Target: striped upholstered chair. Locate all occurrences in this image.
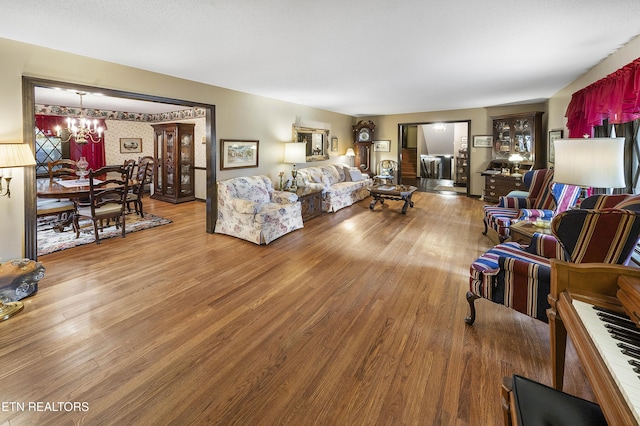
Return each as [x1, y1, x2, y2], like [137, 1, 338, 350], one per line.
[482, 169, 581, 242]
[466, 203, 640, 325]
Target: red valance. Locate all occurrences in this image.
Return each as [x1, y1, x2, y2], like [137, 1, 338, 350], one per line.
[35, 114, 107, 170]
[565, 57, 640, 138]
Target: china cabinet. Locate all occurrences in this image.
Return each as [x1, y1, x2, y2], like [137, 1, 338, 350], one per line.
[151, 123, 195, 203]
[491, 112, 544, 169]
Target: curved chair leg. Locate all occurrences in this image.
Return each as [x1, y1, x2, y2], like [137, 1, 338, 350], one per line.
[482, 218, 488, 235]
[464, 291, 480, 325]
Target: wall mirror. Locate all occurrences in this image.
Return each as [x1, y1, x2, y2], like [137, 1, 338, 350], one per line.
[293, 125, 330, 162]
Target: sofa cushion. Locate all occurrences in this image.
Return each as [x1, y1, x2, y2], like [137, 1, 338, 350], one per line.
[330, 164, 346, 182]
[349, 169, 365, 182]
[321, 165, 342, 185]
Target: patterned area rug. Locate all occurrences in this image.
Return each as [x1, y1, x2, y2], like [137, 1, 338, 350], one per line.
[37, 212, 172, 256]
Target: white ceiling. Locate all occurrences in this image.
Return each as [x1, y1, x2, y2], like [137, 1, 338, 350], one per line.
[5, 0, 640, 116]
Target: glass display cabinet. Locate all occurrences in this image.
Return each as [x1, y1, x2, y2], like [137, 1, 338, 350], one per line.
[151, 122, 195, 203]
[491, 112, 544, 169]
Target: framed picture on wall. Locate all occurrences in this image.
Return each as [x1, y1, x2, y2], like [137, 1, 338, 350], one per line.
[548, 129, 563, 164]
[373, 140, 391, 152]
[331, 137, 338, 152]
[220, 139, 259, 169]
[473, 135, 493, 148]
[120, 138, 142, 153]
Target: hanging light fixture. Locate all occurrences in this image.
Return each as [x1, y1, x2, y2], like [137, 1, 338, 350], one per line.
[55, 92, 104, 145]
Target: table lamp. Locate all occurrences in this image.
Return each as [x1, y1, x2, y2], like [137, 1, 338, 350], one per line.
[553, 137, 626, 196]
[346, 148, 356, 167]
[284, 142, 306, 191]
[508, 153, 524, 177]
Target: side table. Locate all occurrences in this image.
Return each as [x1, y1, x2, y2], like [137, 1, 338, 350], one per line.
[296, 187, 323, 221]
[510, 220, 552, 245]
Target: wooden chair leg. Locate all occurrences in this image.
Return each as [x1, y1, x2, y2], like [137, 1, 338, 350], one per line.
[483, 218, 488, 235]
[92, 220, 101, 245]
[501, 377, 514, 426]
[464, 291, 480, 325]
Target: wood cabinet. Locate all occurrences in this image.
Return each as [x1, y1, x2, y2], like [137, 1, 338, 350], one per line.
[454, 149, 468, 186]
[491, 111, 544, 169]
[151, 123, 195, 204]
[482, 172, 526, 204]
[296, 187, 323, 221]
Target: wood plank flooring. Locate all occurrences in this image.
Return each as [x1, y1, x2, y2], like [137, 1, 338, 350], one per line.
[0, 193, 593, 425]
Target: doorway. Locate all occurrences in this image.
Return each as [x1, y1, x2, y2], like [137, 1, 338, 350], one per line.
[398, 121, 470, 195]
[22, 76, 217, 260]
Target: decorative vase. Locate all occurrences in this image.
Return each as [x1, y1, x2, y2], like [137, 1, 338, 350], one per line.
[76, 156, 89, 180]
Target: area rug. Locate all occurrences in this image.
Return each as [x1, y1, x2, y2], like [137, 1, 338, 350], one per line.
[434, 185, 466, 194]
[37, 212, 172, 256]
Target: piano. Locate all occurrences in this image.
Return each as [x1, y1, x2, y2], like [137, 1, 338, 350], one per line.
[548, 259, 640, 425]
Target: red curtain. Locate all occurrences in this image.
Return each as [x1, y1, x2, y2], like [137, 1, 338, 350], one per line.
[35, 115, 107, 170]
[566, 58, 640, 137]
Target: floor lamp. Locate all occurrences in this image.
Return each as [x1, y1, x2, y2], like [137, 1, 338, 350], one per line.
[553, 137, 626, 198]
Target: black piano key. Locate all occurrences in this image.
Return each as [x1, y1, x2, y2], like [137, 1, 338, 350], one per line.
[629, 359, 640, 368]
[605, 323, 640, 340]
[598, 311, 638, 329]
[618, 343, 640, 359]
[593, 305, 631, 320]
[611, 332, 640, 348]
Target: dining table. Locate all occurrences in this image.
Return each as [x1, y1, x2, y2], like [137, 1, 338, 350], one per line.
[36, 175, 136, 232]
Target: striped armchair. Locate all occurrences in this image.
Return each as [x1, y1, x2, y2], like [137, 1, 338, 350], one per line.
[483, 169, 581, 242]
[466, 205, 640, 325]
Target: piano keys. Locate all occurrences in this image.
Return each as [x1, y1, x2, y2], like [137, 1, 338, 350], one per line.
[548, 260, 640, 426]
[572, 299, 640, 423]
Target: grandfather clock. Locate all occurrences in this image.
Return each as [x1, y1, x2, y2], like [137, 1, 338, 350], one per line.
[352, 120, 375, 175]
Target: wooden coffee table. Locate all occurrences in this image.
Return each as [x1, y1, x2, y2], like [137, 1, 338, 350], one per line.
[369, 185, 417, 214]
[510, 219, 552, 245]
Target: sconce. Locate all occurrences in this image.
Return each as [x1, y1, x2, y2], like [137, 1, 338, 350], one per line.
[0, 143, 37, 198]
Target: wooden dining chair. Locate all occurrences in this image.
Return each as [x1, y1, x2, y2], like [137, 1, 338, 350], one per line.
[73, 164, 131, 244]
[126, 156, 154, 217]
[47, 158, 77, 180]
[38, 159, 79, 228]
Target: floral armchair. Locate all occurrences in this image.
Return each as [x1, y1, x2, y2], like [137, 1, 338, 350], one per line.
[215, 175, 303, 245]
[466, 196, 640, 325]
[483, 168, 581, 242]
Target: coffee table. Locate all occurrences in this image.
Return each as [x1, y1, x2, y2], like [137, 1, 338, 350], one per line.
[510, 219, 552, 245]
[369, 184, 417, 214]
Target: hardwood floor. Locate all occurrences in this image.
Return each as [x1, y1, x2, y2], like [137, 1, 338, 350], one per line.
[1, 194, 592, 425]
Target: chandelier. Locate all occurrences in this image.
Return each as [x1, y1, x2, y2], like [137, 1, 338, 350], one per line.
[55, 92, 104, 145]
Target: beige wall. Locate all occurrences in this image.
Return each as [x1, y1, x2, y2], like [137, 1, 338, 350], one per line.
[3, 34, 640, 260]
[0, 38, 354, 260]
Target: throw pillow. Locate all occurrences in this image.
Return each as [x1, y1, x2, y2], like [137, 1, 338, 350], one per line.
[349, 169, 365, 182]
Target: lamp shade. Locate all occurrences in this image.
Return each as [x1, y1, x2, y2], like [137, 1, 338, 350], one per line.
[284, 142, 306, 164]
[0, 143, 36, 168]
[346, 148, 355, 157]
[553, 138, 625, 188]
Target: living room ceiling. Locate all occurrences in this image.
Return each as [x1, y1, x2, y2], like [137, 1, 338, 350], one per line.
[5, 0, 640, 116]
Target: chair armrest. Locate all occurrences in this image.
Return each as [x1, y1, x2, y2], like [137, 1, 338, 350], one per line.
[498, 255, 552, 282]
[517, 209, 554, 221]
[497, 196, 531, 209]
[271, 190, 298, 204]
[304, 182, 325, 192]
[523, 233, 567, 260]
[229, 198, 259, 214]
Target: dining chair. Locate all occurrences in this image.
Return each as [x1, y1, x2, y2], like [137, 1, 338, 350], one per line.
[126, 157, 154, 217]
[38, 159, 79, 227]
[47, 158, 77, 180]
[73, 164, 131, 244]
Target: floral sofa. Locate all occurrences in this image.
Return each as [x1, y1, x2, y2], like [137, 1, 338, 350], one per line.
[215, 175, 303, 245]
[296, 164, 373, 212]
